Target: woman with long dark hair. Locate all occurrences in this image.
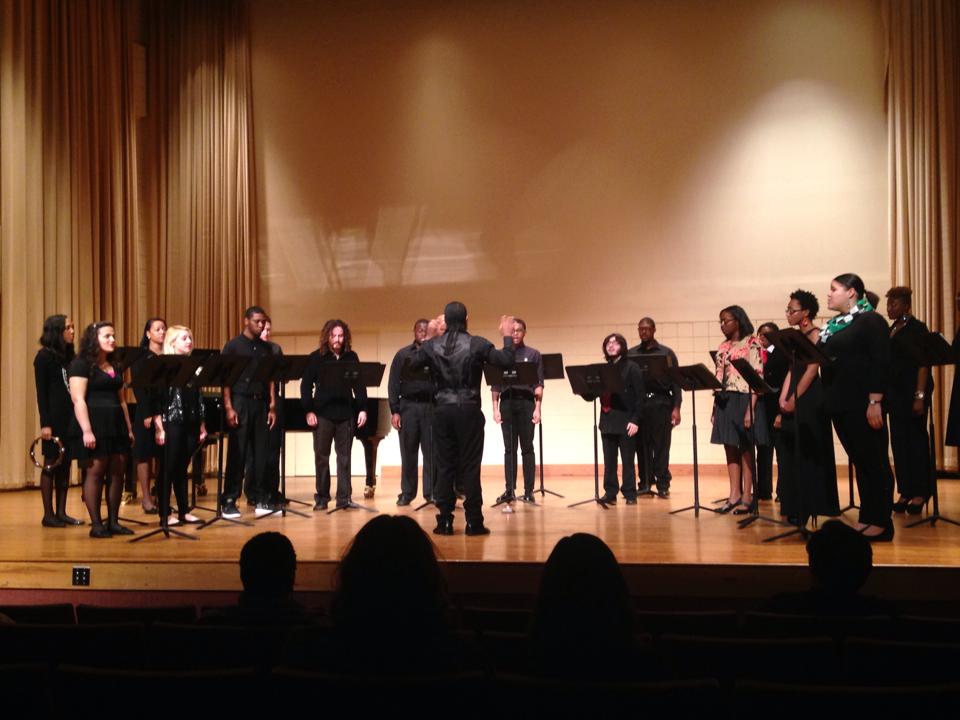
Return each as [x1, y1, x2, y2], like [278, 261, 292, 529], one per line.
[130, 317, 166, 513]
[819, 273, 894, 541]
[596, 333, 644, 504]
[153, 325, 206, 526]
[68, 322, 136, 538]
[33, 314, 83, 527]
[711, 305, 769, 514]
[776, 290, 839, 525]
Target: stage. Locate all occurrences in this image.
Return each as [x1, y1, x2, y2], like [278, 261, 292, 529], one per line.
[2, 470, 959, 613]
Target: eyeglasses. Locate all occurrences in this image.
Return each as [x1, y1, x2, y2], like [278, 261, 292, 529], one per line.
[785, 307, 802, 315]
[719, 318, 736, 325]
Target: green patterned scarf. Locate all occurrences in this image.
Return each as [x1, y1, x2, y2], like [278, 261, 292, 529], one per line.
[820, 297, 873, 343]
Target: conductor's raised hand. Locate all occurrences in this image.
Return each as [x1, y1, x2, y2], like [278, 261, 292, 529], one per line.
[499, 315, 516, 337]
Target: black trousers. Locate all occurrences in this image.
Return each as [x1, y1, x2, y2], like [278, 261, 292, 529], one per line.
[399, 402, 434, 500]
[602, 432, 637, 500]
[247, 406, 282, 502]
[161, 422, 198, 518]
[888, 406, 932, 499]
[434, 404, 484, 524]
[636, 399, 674, 492]
[831, 409, 894, 526]
[500, 396, 536, 495]
[224, 394, 269, 504]
[313, 416, 353, 505]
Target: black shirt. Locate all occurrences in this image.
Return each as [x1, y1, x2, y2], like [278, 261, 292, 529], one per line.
[598, 358, 645, 434]
[300, 349, 368, 422]
[388, 342, 435, 414]
[34, 348, 73, 431]
[409, 332, 515, 405]
[628, 340, 682, 408]
[819, 311, 891, 413]
[222, 333, 270, 396]
[888, 316, 934, 413]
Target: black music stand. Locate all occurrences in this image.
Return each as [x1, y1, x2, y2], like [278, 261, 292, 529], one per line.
[729, 357, 788, 531]
[196, 354, 255, 530]
[667, 364, 723, 518]
[565, 363, 623, 510]
[900, 332, 960, 529]
[251, 354, 312, 520]
[537, 353, 566, 499]
[628, 353, 671, 498]
[310, 361, 386, 515]
[183, 348, 220, 516]
[111, 346, 153, 526]
[484, 362, 542, 507]
[129, 354, 205, 542]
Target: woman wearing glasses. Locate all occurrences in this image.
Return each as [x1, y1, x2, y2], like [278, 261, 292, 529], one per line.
[712, 306, 769, 514]
[775, 290, 839, 526]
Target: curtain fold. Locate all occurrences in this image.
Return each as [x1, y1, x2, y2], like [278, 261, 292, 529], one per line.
[142, 0, 258, 350]
[0, 0, 258, 489]
[1, 0, 140, 489]
[885, 0, 960, 470]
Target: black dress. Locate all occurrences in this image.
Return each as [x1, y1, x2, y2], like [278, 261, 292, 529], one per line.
[945, 329, 960, 447]
[776, 368, 840, 521]
[67, 358, 131, 460]
[34, 348, 74, 462]
[131, 350, 161, 461]
[887, 316, 934, 499]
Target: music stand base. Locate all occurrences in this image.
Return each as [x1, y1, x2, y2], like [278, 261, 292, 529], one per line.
[905, 513, 960, 529]
[567, 496, 609, 509]
[327, 501, 377, 515]
[197, 514, 254, 530]
[129, 525, 199, 543]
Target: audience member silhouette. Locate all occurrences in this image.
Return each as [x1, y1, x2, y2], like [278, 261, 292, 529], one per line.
[764, 520, 895, 616]
[329, 514, 469, 672]
[530, 533, 642, 679]
[202, 531, 314, 625]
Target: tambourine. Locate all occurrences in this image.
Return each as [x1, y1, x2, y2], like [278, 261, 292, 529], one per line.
[30, 435, 65, 471]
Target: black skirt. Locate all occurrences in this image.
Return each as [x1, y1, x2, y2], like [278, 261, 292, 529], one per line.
[710, 391, 770, 448]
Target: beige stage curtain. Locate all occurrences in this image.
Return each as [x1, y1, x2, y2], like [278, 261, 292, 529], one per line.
[0, 0, 141, 489]
[885, 0, 960, 470]
[0, 0, 258, 489]
[141, 0, 259, 350]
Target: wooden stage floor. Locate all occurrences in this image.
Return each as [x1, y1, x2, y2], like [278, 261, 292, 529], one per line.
[2, 471, 959, 607]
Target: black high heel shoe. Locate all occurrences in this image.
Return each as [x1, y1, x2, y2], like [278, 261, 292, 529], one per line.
[892, 497, 909, 513]
[905, 498, 928, 516]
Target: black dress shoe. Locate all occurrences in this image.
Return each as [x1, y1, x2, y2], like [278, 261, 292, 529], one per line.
[656, 489, 671, 499]
[600, 495, 617, 505]
[518, 493, 536, 504]
[314, 500, 329, 511]
[42, 516, 67, 528]
[637, 483, 652, 494]
[465, 521, 490, 536]
[496, 491, 516, 504]
[57, 514, 85, 526]
[625, 497, 638, 505]
[433, 514, 454, 536]
[89, 524, 112, 539]
[892, 497, 909, 513]
[396, 496, 413, 506]
[108, 523, 134, 536]
[859, 523, 894, 542]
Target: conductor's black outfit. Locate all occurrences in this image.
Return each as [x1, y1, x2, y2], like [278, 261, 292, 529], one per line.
[819, 311, 894, 527]
[887, 316, 934, 500]
[408, 331, 515, 526]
